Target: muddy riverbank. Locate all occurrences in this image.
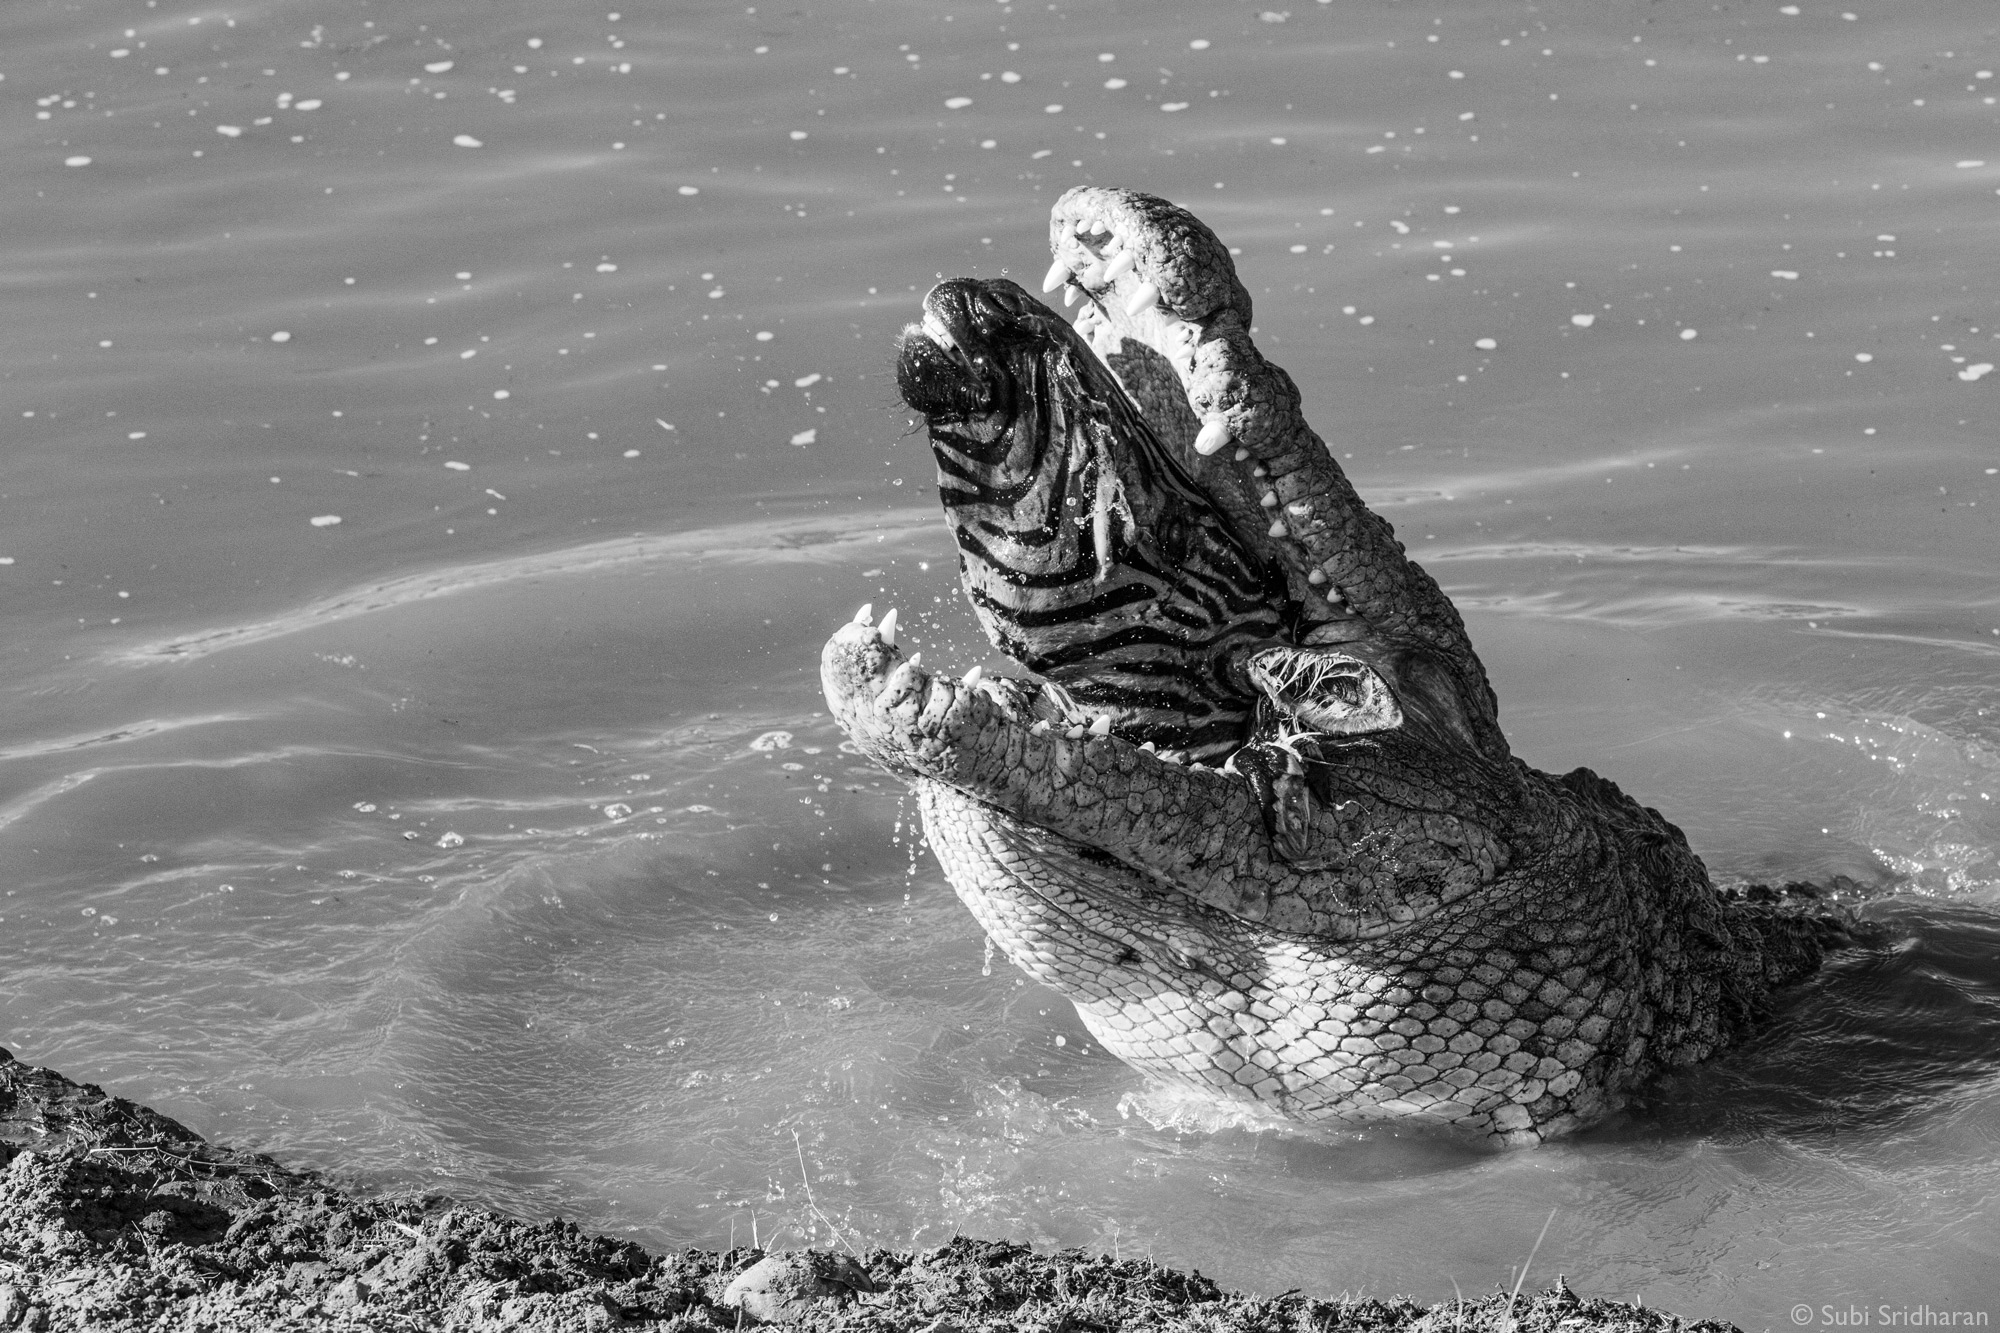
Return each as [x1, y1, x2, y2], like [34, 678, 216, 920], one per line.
[0, 1048, 1736, 1332]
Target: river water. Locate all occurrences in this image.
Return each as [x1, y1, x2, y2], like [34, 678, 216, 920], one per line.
[3, 0, 1997, 1323]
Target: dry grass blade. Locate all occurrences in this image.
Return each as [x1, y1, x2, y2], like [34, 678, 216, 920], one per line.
[793, 1128, 860, 1257]
[1501, 1208, 1558, 1332]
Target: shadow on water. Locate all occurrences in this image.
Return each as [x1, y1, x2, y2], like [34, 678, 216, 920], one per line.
[1613, 901, 2000, 1147]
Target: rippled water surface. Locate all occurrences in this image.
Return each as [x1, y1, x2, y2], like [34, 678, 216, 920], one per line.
[4, 0, 1999, 1324]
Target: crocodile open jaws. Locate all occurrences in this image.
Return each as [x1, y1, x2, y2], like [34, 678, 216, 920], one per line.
[821, 187, 1851, 1146]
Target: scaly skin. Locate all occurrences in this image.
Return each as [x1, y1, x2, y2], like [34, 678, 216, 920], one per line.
[824, 189, 1850, 1145]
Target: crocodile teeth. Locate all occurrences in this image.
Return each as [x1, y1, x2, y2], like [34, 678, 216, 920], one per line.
[1041, 258, 1070, 293]
[853, 602, 874, 626]
[874, 657, 927, 708]
[1088, 714, 1112, 736]
[1267, 519, 1288, 537]
[1065, 724, 1086, 740]
[961, 664, 984, 686]
[1102, 250, 1136, 283]
[1081, 261, 1106, 287]
[1123, 281, 1161, 316]
[1031, 719, 1051, 735]
[1193, 417, 1231, 456]
[1139, 740, 1158, 753]
[1259, 491, 1280, 509]
[1233, 448, 1250, 462]
[1306, 569, 1328, 586]
[906, 652, 922, 668]
[1063, 284, 1082, 308]
[878, 607, 899, 648]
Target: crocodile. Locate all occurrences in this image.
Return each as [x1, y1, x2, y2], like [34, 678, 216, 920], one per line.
[821, 187, 1851, 1146]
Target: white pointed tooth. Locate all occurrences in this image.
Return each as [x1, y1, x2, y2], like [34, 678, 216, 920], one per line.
[1063, 284, 1082, 308]
[1089, 714, 1112, 736]
[1267, 519, 1288, 538]
[1159, 750, 1184, 766]
[1193, 417, 1231, 456]
[906, 652, 921, 669]
[1260, 491, 1279, 509]
[853, 602, 874, 626]
[1065, 724, 1086, 740]
[1031, 719, 1051, 735]
[1081, 262, 1106, 287]
[1286, 750, 1305, 775]
[1307, 569, 1328, 586]
[962, 664, 985, 686]
[1123, 281, 1161, 316]
[1233, 447, 1250, 462]
[1251, 465, 1267, 478]
[1041, 258, 1070, 293]
[1102, 250, 1136, 283]
[878, 607, 899, 647]
[1140, 740, 1158, 753]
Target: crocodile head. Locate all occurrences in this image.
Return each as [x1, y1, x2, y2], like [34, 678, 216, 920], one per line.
[822, 188, 1834, 1145]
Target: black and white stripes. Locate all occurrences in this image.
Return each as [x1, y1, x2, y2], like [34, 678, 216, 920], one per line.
[901, 279, 1283, 761]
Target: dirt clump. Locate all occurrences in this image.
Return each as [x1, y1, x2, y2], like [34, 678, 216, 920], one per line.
[0, 1048, 1736, 1331]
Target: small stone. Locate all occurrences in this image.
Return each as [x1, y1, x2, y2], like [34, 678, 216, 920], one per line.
[722, 1251, 878, 1324]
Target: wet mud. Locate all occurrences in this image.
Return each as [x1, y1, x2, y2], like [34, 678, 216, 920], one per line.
[0, 1048, 1739, 1332]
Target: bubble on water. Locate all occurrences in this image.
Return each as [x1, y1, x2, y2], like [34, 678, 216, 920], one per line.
[353, 802, 377, 812]
[454, 134, 483, 148]
[1475, 337, 1497, 350]
[436, 831, 464, 848]
[1680, 328, 1699, 340]
[1854, 352, 1872, 362]
[794, 373, 822, 388]
[1571, 314, 1596, 328]
[446, 460, 471, 470]
[309, 515, 342, 527]
[216, 125, 243, 137]
[603, 804, 632, 821]
[64, 155, 91, 166]
[493, 389, 510, 399]
[1772, 269, 1799, 279]
[1956, 160, 1986, 169]
[679, 185, 699, 195]
[790, 429, 817, 446]
[425, 61, 455, 73]
[623, 449, 640, 458]
[750, 730, 794, 751]
[945, 96, 972, 109]
[1189, 39, 1210, 50]
[296, 99, 322, 110]
[755, 331, 773, 341]
[1959, 364, 1995, 381]
[596, 262, 617, 272]
[270, 331, 291, 342]
[789, 130, 808, 140]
